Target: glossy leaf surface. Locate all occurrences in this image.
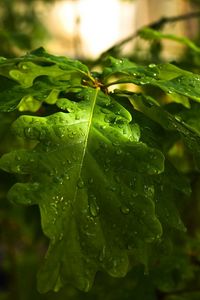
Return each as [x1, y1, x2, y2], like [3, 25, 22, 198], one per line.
[0, 87, 165, 292]
[0, 50, 199, 296]
[103, 56, 200, 105]
[0, 48, 90, 112]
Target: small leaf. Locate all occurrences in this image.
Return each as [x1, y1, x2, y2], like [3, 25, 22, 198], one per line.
[130, 93, 200, 170]
[103, 57, 200, 105]
[139, 27, 200, 53]
[0, 48, 91, 112]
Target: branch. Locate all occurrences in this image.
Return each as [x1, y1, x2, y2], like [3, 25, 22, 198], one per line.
[97, 11, 200, 61]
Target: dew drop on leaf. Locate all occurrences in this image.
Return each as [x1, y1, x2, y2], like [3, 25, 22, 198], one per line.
[59, 233, 64, 241]
[99, 246, 106, 262]
[53, 176, 63, 184]
[68, 130, 77, 138]
[144, 185, 154, 198]
[24, 127, 32, 137]
[89, 197, 99, 217]
[88, 178, 94, 184]
[16, 165, 21, 172]
[116, 148, 122, 155]
[120, 206, 130, 215]
[104, 116, 111, 123]
[16, 155, 21, 161]
[175, 116, 182, 122]
[109, 186, 116, 192]
[19, 63, 29, 70]
[64, 173, 70, 180]
[77, 178, 84, 188]
[148, 63, 156, 68]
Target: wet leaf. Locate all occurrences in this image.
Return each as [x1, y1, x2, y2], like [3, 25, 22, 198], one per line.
[0, 87, 164, 292]
[0, 51, 198, 296]
[103, 57, 200, 106]
[139, 27, 200, 53]
[0, 48, 90, 112]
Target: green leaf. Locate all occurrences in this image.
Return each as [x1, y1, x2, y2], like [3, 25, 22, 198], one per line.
[130, 93, 200, 170]
[111, 94, 190, 232]
[178, 103, 200, 135]
[139, 27, 200, 53]
[0, 87, 164, 292]
[0, 48, 91, 112]
[103, 57, 200, 106]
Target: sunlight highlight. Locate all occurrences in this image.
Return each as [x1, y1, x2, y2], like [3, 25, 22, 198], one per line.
[43, 0, 136, 58]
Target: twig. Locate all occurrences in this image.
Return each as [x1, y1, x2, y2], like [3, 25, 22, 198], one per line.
[97, 11, 200, 61]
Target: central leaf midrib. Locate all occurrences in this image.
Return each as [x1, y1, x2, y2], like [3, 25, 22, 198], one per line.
[72, 87, 99, 205]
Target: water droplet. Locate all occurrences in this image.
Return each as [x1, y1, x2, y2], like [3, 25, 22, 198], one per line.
[116, 149, 122, 155]
[75, 114, 80, 120]
[144, 185, 154, 198]
[148, 63, 156, 68]
[104, 115, 111, 123]
[88, 178, 94, 184]
[129, 178, 136, 188]
[99, 246, 106, 262]
[68, 130, 77, 138]
[89, 196, 99, 217]
[83, 279, 90, 292]
[64, 173, 70, 180]
[140, 81, 147, 85]
[175, 115, 182, 122]
[16, 155, 21, 161]
[77, 178, 84, 188]
[23, 64, 29, 70]
[120, 206, 130, 215]
[112, 141, 120, 147]
[101, 108, 110, 114]
[16, 165, 21, 172]
[59, 233, 64, 241]
[54, 176, 63, 184]
[110, 186, 116, 192]
[57, 129, 65, 138]
[24, 127, 31, 137]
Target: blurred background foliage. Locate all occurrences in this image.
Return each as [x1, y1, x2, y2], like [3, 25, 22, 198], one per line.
[0, 0, 56, 58]
[1, 0, 200, 299]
